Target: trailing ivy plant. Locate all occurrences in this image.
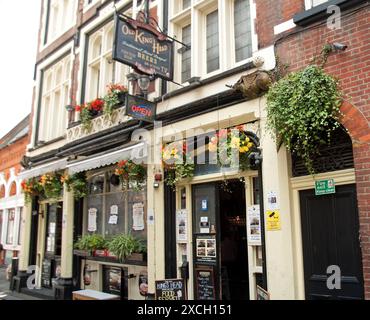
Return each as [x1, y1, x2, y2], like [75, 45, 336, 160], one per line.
[63, 172, 88, 200]
[266, 64, 342, 174]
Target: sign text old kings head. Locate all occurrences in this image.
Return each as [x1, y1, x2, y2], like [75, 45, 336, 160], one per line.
[113, 13, 174, 81]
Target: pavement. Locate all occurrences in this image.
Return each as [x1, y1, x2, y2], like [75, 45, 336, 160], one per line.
[0, 266, 41, 300]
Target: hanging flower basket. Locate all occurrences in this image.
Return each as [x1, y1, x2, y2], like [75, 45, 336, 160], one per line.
[114, 160, 146, 190]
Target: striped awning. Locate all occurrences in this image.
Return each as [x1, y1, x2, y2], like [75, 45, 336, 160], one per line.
[67, 142, 146, 174]
[18, 158, 68, 180]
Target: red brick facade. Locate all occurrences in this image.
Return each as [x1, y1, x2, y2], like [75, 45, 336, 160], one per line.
[262, 1, 370, 298]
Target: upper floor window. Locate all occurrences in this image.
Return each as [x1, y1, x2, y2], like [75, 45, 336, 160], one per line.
[304, 0, 328, 9]
[85, 22, 130, 101]
[170, 0, 254, 85]
[45, 0, 77, 44]
[38, 55, 71, 142]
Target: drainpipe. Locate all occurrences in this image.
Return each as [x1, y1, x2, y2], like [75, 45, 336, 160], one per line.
[145, 0, 150, 23]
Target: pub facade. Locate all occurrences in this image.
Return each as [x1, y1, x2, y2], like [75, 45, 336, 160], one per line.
[15, 0, 370, 301]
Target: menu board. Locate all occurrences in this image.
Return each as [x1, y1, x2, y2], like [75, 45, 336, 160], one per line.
[155, 279, 185, 300]
[195, 267, 216, 300]
[41, 259, 52, 288]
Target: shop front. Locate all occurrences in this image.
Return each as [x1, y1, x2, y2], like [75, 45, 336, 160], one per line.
[160, 119, 266, 300]
[67, 144, 149, 300]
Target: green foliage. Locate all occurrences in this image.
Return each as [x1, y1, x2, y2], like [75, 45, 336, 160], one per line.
[64, 172, 88, 199]
[266, 65, 342, 174]
[74, 234, 107, 251]
[165, 162, 195, 189]
[107, 234, 146, 262]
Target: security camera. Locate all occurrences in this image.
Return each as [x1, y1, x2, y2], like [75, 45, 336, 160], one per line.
[332, 43, 348, 51]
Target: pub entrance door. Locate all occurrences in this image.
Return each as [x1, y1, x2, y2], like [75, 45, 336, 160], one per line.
[192, 180, 249, 300]
[300, 184, 364, 300]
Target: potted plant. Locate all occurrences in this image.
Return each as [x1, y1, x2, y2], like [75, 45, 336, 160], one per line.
[75, 98, 105, 131]
[40, 173, 63, 200]
[21, 178, 44, 203]
[114, 160, 146, 190]
[107, 234, 147, 263]
[74, 234, 107, 257]
[104, 83, 128, 117]
[162, 141, 195, 188]
[62, 172, 88, 200]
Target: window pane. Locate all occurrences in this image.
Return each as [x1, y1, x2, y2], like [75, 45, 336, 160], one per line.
[234, 0, 252, 62]
[6, 209, 15, 245]
[206, 10, 219, 73]
[181, 25, 191, 83]
[183, 0, 191, 10]
[18, 208, 23, 245]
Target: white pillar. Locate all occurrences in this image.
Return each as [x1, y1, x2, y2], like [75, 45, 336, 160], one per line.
[60, 184, 74, 278]
[19, 201, 32, 271]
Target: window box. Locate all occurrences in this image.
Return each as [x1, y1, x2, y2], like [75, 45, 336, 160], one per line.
[126, 252, 147, 263]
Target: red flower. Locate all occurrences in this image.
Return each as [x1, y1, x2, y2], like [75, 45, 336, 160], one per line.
[118, 160, 128, 168]
[75, 105, 81, 112]
[89, 99, 104, 111]
[21, 181, 26, 190]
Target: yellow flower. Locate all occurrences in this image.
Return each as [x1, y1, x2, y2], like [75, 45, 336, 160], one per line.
[230, 137, 240, 149]
[247, 142, 253, 148]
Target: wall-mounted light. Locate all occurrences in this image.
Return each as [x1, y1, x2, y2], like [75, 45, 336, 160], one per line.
[331, 42, 348, 51]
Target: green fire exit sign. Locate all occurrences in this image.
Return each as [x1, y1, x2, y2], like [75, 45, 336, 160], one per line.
[315, 179, 336, 196]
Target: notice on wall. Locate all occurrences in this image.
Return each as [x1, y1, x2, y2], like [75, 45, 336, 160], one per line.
[108, 215, 118, 225]
[247, 205, 261, 246]
[200, 216, 210, 234]
[266, 210, 281, 231]
[133, 203, 145, 231]
[267, 191, 278, 211]
[110, 205, 119, 215]
[196, 236, 217, 265]
[88, 208, 98, 232]
[177, 210, 188, 242]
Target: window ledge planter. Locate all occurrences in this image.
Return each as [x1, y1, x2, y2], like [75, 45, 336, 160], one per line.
[93, 249, 107, 258]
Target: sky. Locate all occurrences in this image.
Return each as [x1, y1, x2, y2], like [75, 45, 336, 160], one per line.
[0, 0, 40, 138]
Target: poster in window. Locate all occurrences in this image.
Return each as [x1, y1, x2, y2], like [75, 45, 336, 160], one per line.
[247, 205, 261, 246]
[88, 208, 97, 232]
[176, 210, 187, 242]
[132, 203, 145, 231]
[108, 215, 118, 225]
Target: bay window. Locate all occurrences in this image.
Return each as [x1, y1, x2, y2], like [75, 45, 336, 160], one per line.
[38, 55, 70, 143]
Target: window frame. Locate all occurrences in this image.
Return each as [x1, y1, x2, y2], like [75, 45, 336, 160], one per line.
[169, 0, 257, 87]
[82, 167, 148, 241]
[304, 0, 329, 10]
[38, 53, 72, 143]
[41, 0, 79, 49]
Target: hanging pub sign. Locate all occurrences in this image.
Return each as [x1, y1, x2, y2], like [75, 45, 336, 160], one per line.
[113, 13, 174, 81]
[125, 94, 156, 122]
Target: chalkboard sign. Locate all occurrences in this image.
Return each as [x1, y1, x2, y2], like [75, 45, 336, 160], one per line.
[41, 259, 52, 288]
[113, 14, 174, 81]
[155, 279, 185, 300]
[125, 94, 156, 123]
[195, 267, 216, 300]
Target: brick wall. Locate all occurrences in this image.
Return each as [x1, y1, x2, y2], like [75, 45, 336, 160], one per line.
[274, 5, 370, 299]
[0, 135, 29, 178]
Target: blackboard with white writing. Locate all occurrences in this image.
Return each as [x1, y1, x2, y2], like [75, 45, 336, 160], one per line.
[195, 267, 216, 300]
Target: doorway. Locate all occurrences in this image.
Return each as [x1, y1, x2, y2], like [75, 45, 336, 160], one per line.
[219, 180, 249, 300]
[300, 184, 364, 300]
[192, 180, 249, 300]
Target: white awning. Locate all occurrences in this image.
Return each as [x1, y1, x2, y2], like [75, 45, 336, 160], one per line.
[67, 142, 146, 174]
[18, 158, 68, 180]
